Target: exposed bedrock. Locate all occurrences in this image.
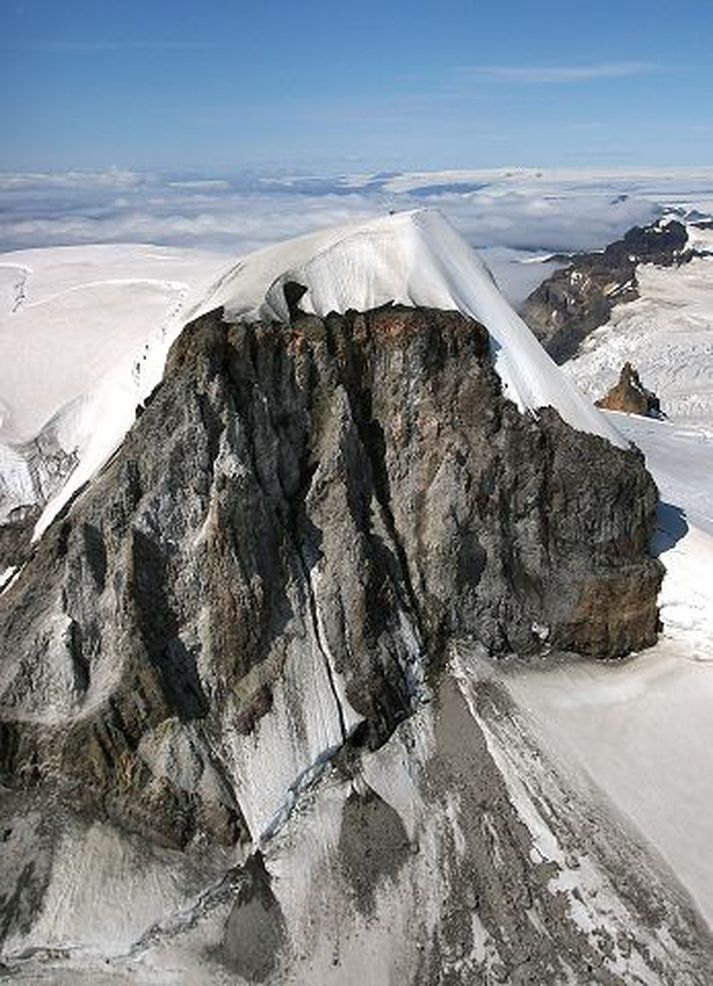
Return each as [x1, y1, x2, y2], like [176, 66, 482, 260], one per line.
[0, 429, 79, 569]
[0, 504, 40, 572]
[596, 362, 664, 418]
[521, 219, 689, 362]
[0, 304, 661, 860]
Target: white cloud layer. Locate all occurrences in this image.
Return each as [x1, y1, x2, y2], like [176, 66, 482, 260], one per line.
[457, 62, 660, 83]
[1, 167, 712, 266]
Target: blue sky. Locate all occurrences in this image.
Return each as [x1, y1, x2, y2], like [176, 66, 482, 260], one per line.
[1, 0, 711, 172]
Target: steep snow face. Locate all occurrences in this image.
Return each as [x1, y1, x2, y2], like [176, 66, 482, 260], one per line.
[199, 209, 623, 447]
[0, 278, 183, 444]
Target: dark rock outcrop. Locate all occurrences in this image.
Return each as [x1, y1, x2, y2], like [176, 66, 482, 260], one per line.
[0, 431, 78, 570]
[0, 504, 40, 572]
[596, 362, 664, 418]
[0, 304, 662, 857]
[521, 219, 689, 362]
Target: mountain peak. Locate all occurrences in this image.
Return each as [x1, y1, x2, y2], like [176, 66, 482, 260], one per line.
[198, 208, 623, 447]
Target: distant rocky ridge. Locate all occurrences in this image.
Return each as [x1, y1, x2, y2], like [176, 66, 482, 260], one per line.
[521, 219, 695, 362]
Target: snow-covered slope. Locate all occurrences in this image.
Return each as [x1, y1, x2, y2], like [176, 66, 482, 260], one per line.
[0, 244, 227, 538]
[531, 217, 713, 924]
[565, 247, 713, 431]
[518, 218, 713, 927]
[198, 209, 622, 445]
[505, 414, 713, 925]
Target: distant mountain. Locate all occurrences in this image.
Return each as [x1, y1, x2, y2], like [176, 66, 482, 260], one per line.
[520, 219, 696, 362]
[546, 219, 713, 430]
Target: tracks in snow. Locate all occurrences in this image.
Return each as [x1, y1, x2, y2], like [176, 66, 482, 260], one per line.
[0, 263, 32, 314]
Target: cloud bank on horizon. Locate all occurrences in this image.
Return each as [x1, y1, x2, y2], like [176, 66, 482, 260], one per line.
[2, 167, 713, 261]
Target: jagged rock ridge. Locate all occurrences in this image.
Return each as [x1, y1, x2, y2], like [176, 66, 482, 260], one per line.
[0, 303, 690, 984]
[596, 362, 664, 418]
[521, 219, 692, 362]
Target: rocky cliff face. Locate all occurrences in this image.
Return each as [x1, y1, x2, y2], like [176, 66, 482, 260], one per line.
[0, 304, 696, 984]
[521, 220, 690, 362]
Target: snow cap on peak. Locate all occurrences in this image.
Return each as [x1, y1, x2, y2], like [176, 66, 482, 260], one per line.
[198, 208, 624, 446]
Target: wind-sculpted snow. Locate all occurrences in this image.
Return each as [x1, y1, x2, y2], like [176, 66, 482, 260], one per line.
[198, 209, 624, 446]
